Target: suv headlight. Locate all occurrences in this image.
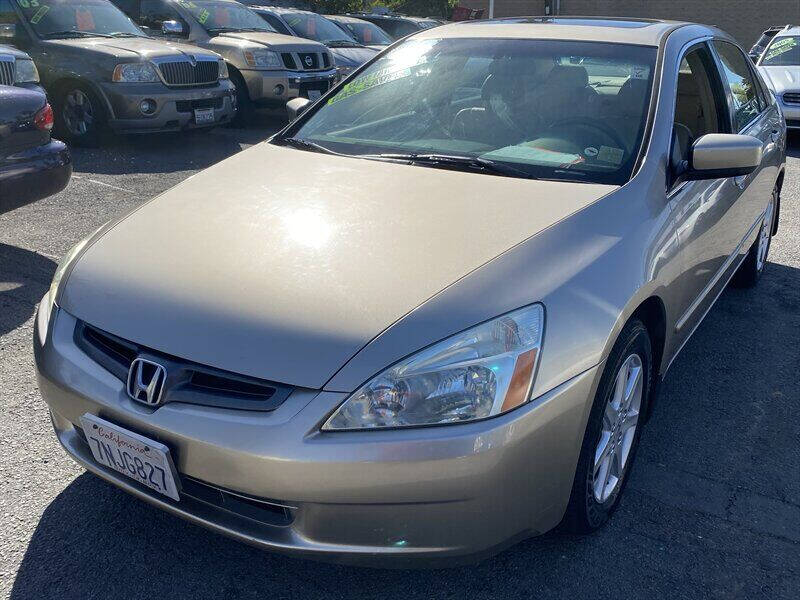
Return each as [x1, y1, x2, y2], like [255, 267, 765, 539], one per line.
[243, 48, 282, 69]
[323, 304, 545, 430]
[14, 59, 39, 84]
[112, 62, 159, 83]
[218, 59, 229, 79]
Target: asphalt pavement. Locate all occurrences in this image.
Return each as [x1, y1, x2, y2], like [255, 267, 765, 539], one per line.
[1, 123, 798, 599]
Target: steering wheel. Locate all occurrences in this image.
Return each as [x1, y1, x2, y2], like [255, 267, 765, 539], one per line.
[546, 117, 628, 157]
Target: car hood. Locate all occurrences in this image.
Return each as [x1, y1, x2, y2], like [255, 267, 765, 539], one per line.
[0, 43, 31, 60]
[61, 144, 615, 389]
[41, 36, 217, 60]
[329, 45, 377, 67]
[217, 31, 326, 53]
[758, 65, 799, 94]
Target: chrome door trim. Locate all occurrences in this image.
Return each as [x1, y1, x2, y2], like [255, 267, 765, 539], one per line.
[674, 211, 763, 333]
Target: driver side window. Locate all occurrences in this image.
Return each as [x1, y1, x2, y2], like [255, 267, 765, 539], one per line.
[671, 44, 728, 180]
[139, 0, 188, 37]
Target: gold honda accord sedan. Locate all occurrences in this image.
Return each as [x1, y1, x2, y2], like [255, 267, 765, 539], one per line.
[35, 17, 786, 566]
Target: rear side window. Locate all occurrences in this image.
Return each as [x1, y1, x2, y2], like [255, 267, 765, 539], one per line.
[713, 41, 762, 131]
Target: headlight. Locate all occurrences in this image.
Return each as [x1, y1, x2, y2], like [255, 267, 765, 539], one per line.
[48, 237, 92, 307]
[14, 59, 39, 84]
[218, 59, 229, 79]
[243, 48, 282, 69]
[323, 304, 545, 430]
[112, 62, 159, 83]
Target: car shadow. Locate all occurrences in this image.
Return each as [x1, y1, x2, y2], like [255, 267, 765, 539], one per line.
[74, 114, 287, 176]
[0, 243, 56, 337]
[9, 261, 800, 598]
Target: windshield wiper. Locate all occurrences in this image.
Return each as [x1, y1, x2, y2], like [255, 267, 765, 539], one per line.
[43, 30, 114, 39]
[277, 137, 341, 155]
[107, 32, 143, 38]
[364, 153, 537, 179]
[208, 27, 268, 33]
[326, 39, 365, 48]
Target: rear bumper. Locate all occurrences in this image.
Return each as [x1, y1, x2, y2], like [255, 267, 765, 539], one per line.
[240, 68, 337, 106]
[35, 304, 598, 567]
[99, 80, 237, 133]
[0, 140, 71, 211]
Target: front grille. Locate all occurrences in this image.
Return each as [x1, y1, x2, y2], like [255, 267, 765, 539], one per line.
[322, 53, 330, 68]
[175, 97, 224, 113]
[181, 477, 294, 526]
[74, 321, 293, 411]
[783, 92, 800, 105]
[158, 59, 219, 86]
[0, 59, 14, 86]
[297, 52, 319, 70]
[281, 52, 297, 70]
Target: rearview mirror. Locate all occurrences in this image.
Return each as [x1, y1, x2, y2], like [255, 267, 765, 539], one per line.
[286, 97, 311, 121]
[161, 20, 185, 36]
[685, 133, 762, 181]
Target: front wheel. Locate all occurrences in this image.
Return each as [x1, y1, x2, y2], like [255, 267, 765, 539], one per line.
[229, 70, 254, 126]
[54, 83, 108, 146]
[561, 319, 652, 533]
[732, 185, 777, 288]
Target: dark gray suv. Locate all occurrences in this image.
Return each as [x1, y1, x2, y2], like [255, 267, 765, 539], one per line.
[0, 0, 236, 144]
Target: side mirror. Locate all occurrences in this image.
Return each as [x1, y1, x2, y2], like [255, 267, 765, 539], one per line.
[161, 20, 185, 36]
[286, 96, 311, 121]
[685, 133, 762, 181]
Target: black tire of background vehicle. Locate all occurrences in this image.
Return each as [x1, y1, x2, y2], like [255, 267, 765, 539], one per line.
[731, 184, 778, 288]
[229, 70, 255, 126]
[53, 82, 108, 147]
[561, 318, 653, 533]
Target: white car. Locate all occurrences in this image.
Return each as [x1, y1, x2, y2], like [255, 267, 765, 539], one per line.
[756, 25, 800, 130]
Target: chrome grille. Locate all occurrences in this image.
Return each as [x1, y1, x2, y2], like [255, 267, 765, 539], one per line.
[280, 52, 329, 72]
[157, 58, 219, 86]
[783, 92, 800, 105]
[0, 59, 14, 86]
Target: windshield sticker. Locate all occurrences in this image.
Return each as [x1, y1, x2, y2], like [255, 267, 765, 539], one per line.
[631, 65, 649, 79]
[584, 146, 599, 158]
[29, 4, 48, 23]
[15, 0, 41, 7]
[328, 65, 413, 104]
[481, 143, 584, 167]
[765, 37, 797, 61]
[597, 146, 625, 165]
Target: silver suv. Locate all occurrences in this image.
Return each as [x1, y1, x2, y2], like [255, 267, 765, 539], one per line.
[115, 0, 337, 120]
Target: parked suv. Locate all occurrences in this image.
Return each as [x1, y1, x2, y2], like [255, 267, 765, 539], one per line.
[325, 14, 393, 51]
[0, 0, 236, 144]
[114, 0, 336, 121]
[247, 6, 377, 80]
[343, 12, 441, 40]
[0, 42, 42, 92]
[755, 25, 800, 129]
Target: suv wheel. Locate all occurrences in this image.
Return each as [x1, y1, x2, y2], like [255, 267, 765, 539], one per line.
[562, 319, 652, 533]
[229, 70, 254, 126]
[54, 83, 107, 146]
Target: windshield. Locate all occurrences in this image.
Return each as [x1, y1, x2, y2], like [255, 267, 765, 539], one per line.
[336, 19, 392, 46]
[177, 0, 274, 33]
[282, 11, 356, 44]
[761, 36, 799, 66]
[14, 0, 144, 38]
[284, 38, 656, 185]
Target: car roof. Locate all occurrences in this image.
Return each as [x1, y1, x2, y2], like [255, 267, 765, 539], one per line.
[411, 16, 701, 47]
[325, 15, 368, 24]
[249, 5, 311, 14]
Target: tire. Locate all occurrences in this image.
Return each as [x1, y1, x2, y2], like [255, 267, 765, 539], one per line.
[731, 185, 777, 288]
[53, 82, 108, 146]
[229, 70, 254, 127]
[561, 319, 652, 533]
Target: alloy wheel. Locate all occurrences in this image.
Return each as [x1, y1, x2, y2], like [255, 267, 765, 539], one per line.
[62, 89, 94, 136]
[593, 353, 643, 503]
[756, 195, 775, 272]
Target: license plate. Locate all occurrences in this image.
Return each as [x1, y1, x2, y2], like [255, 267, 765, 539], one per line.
[80, 414, 180, 501]
[307, 89, 322, 100]
[194, 107, 215, 124]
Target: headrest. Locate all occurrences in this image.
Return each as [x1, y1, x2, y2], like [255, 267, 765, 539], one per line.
[546, 65, 589, 88]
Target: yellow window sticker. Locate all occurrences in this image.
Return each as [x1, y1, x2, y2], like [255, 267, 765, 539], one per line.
[597, 145, 625, 165]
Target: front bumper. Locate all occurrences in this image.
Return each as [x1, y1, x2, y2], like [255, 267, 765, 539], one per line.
[98, 80, 237, 133]
[0, 140, 71, 211]
[240, 68, 338, 106]
[34, 303, 598, 566]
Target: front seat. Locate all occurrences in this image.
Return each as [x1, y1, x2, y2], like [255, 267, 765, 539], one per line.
[528, 65, 597, 127]
[451, 73, 523, 145]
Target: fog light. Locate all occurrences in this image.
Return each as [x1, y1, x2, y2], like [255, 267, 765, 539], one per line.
[139, 99, 157, 115]
[273, 84, 284, 96]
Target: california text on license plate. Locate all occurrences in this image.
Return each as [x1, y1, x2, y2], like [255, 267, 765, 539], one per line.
[194, 107, 215, 124]
[80, 414, 181, 501]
